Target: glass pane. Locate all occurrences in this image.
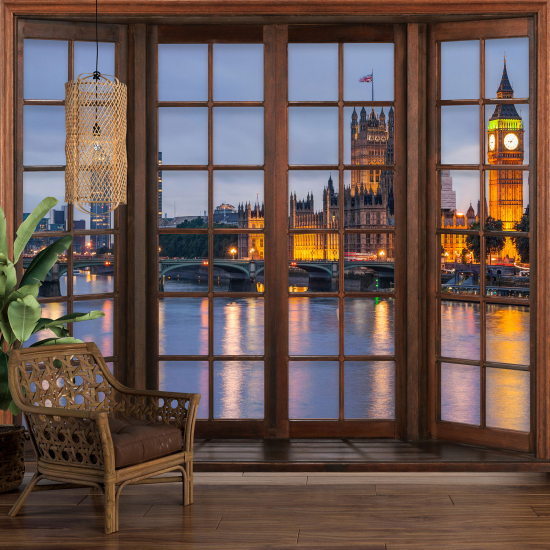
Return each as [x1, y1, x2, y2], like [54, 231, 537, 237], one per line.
[440, 233, 479, 295]
[159, 361, 209, 419]
[345, 232, 395, 268]
[345, 105, 395, 166]
[159, 234, 208, 292]
[343, 170, 395, 230]
[289, 361, 339, 419]
[440, 170, 479, 229]
[289, 107, 338, 165]
[213, 108, 264, 165]
[344, 298, 394, 355]
[441, 41, 479, 100]
[441, 362, 480, 425]
[344, 43, 394, 102]
[214, 171, 264, 224]
[158, 44, 208, 102]
[214, 297, 264, 355]
[23, 172, 66, 226]
[214, 361, 264, 419]
[213, 234, 257, 293]
[485, 38, 529, 99]
[73, 298, 114, 357]
[485, 243, 530, 299]
[486, 304, 529, 365]
[289, 297, 339, 355]
[486, 367, 529, 431]
[440, 300, 480, 361]
[74, 42, 115, 78]
[159, 107, 208, 165]
[344, 361, 395, 419]
[441, 106, 479, 165]
[289, 170, 337, 227]
[159, 298, 208, 355]
[24, 39, 68, 100]
[25, 302, 67, 346]
[72, 234, 114, 295]
[23, 106, 65, 166]
[158, 171, 208, 225]
[288, 43, 338, 101]
[486, 104, 528, 165]
[213, 44, 263, 101]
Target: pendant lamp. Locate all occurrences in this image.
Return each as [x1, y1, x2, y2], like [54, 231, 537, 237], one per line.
[65, 0, 127, 215]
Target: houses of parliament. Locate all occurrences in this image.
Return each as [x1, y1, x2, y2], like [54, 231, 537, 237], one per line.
[238, 59, 525, 263]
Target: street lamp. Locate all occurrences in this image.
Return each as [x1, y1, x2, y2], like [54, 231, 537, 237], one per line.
[230, 247, 237, 260]
[378, 250, 385, 260]
[250, 247, 255, 259]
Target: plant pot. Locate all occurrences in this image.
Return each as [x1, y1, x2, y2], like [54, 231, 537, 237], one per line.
[0, 425, 25, 493]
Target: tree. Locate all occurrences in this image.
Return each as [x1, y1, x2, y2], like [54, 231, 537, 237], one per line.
[512, 209, 529, 264]
[465, 217, 505, 263]
[461, 247, 469, 264]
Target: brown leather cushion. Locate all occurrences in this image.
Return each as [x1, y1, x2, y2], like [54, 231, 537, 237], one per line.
[108, 418, 183, 469]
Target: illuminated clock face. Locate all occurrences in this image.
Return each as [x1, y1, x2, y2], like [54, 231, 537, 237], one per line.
[504, 133, 519, 151]
[489, 135, 496, 151]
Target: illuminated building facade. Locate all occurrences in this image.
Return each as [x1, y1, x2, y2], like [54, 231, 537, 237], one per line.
[487, 59, 525, 259]
[238, 202, 265, 259]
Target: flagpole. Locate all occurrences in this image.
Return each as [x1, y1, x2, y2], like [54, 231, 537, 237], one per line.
[372, 69, 374, 102]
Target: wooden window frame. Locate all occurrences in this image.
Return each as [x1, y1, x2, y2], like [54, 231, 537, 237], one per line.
[0, 1, 548, 459]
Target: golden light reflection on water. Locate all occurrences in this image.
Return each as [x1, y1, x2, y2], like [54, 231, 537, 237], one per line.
[73, 299, 114, 356]
[441, 301, 480, 361]
[441, 363, 480, 425]
[486, 304, 530, 365]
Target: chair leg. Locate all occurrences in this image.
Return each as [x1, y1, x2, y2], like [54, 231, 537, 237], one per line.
[104, 482, 117, 534]
[185, 461, 194, 505]
[8, 472, 44, 517]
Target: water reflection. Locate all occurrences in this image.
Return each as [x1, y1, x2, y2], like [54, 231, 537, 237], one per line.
[441, 300, 480, 360]
[441, 363, 480, 425]
[486, 368, 529, 432]
[486, 304, 530, 365]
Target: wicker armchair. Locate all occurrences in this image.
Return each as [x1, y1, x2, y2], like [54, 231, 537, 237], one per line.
[7, 342, 200, 534]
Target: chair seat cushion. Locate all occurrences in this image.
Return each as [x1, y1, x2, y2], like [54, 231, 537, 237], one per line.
[108, 418, 183, 468]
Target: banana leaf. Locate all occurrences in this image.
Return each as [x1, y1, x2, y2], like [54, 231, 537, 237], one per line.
[31, 318, 69, 338]
[0, 260, 17, 295]
[8, 295, 41, 344]
[19, 235, 72, 288]
[0, 207, 7, 259]
[8, 399, 20, 416]
[13, 197, 58, 263]
[0, 350, 11, 411]
[0, 318, 16, 346]
[42, 311, 105, 329]
[30, 337, 84, 347]
[1, 283, 40, 316]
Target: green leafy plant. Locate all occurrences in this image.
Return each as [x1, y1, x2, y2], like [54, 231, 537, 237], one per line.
[0, 197, 105, 415]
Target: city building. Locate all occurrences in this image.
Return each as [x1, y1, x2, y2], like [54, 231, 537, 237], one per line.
[238, 202, 264, 259]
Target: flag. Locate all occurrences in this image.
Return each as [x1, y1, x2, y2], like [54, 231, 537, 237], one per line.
[359, 74, 373, 83]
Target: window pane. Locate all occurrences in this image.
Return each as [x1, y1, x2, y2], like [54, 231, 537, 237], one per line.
[441, 300, 480, 361]
[289, 107, 338, 165]
[345, 104, 395, 165]
[441, 362, 480, 425]
[213, 44, 263, 101]
[213, 108, 264, 165]
[485, 38, 529, 99]
[440, 106, 479, 165]
[158, 44, 208, 102]
[441, 41, 479, 100]
[214, 297, 264, 355]
[344, 298, 394, 355]
[213, 234, 256, 293]
[24, 39, 67, 100]
[485, 245, 530, 299]
[440, 170, 479, 229]
[288, 43, 338, 101]
[26, 302, 67, 346]
[74, 42, 115, 79]
[23, 172, 66, 223]
[72, 234, 114, 295]
[159, 298, 208, 356]
[440, 233, 479, 295]
[159, 234, 208, 292]
[289, 361, 339, 419]
[159, 361, 209, 419]
[486, 304, 529, 365]
[486, 104, 528, 165]
[158, 170, 208, 225]
[214, 361, 264, 419]
[486, 367, 529, 431]
[73, 298, 114, 357]
[344, 361, 395, 419]
[159, 107, 208, 165]
[289, 170, 336, 225]
[344, 43, 394, 102]
[289, 297, 339, 355]
[214, 171, 264, 223]
[23, 106, 65, 166]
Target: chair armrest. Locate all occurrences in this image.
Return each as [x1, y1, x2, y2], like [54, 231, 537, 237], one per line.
[116, 388, 201, 453]
[24, 408, 114, 471]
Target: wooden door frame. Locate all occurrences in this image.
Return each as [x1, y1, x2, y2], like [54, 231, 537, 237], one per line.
[0, 1, 548, 458]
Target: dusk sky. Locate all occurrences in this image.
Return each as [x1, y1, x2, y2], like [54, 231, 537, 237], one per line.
[22, 37, 529, 225]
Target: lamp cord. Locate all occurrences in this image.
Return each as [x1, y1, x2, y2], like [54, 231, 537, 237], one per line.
[93, 0, 100, 80]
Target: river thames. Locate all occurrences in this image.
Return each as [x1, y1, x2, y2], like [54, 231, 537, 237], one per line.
[31, 274, 530, 432]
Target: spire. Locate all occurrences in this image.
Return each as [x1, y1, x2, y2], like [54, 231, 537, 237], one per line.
[497, 55, 514, 99]
[352, 107, 358, 120]
[360, 106, 367, 123]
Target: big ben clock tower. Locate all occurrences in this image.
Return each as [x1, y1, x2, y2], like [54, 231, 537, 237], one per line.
[487, 57, 524, 260]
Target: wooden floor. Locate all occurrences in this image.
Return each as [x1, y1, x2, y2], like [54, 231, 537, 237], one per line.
[4, 470, 550, 549]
